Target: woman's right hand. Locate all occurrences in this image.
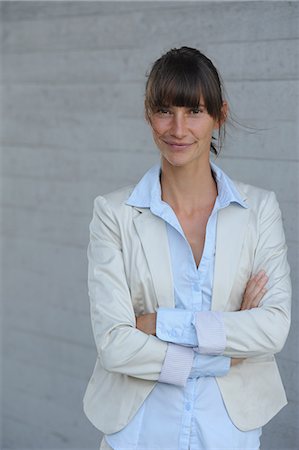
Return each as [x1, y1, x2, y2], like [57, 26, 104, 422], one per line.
[231, 270, 268, 367]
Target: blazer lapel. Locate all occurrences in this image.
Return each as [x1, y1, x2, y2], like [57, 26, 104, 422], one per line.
[133, 208, 175, 309]
[211, 203, 250, 311]
[132, 195, 250, 312]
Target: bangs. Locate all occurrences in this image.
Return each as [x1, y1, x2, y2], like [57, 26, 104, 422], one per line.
[149, 69, 203, 110]
[144, 47, 226, 155]
[145, 56, 223, 120]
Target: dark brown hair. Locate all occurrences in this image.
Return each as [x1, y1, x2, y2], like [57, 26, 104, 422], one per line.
[145, 46, 226, 155]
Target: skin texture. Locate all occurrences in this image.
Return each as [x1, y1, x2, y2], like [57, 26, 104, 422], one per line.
[149, 104, 227, 267]
[148, 103, 227, 171]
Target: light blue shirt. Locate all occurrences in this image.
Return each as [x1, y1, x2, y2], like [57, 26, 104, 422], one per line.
[105, 161, 261, 450]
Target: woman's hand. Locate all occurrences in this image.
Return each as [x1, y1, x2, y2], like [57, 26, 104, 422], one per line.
[240, 270, 268, 311]
[231, 270, 268, 367]
[136, 272, 268, 367]
[231, 358, 244, 367]
[136, 313, 157, 335]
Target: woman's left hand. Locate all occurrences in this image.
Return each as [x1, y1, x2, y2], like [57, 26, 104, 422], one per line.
[136, 270, 268, 334]
[240, 270, 268, 311]
[136, 313, 157, 335]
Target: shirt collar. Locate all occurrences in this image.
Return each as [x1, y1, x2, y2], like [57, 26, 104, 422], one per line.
[126, 161, 248, 211]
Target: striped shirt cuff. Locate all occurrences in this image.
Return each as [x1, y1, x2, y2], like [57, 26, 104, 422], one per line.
[193, 311, 226, 355]
[158, 343, 194, 386]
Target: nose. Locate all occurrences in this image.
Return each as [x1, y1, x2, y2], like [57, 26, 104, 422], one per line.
[170, 112, 187, 138]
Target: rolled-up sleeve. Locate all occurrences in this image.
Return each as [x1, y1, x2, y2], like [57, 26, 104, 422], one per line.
[156, 308, 197, 346]
[156, 308, 227, 355]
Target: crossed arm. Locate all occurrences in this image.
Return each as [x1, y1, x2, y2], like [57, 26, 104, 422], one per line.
[89, 191, 291, 383]
[136, 270, 269, 371]
[137, 270, 268, 335]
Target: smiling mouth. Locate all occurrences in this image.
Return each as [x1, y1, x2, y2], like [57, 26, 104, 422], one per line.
[163, 140, 194, 148]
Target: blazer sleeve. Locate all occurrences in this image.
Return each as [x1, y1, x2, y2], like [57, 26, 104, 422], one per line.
[221, 191, 292, 358]
[87, 195, 168, 380]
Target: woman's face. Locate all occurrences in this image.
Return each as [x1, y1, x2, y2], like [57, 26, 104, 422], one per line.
[148, 102, 222, 168]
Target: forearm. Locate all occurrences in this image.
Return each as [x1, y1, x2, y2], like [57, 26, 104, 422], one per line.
[221, 306, 291, 358]
[158, 343, 231, 386]
[96, 322, 168, 380]
[156, 308, 226, 354]
[156, 297, 290, 358]
[89, 196, 169, 381]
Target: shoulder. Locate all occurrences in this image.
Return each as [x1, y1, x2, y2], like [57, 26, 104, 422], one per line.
[232, 179, 282, 227]
[233, 179, 272, 199]
[94, 185, 135, 208]
[92, 185, 138, 228]
[233, 179, 278, 209]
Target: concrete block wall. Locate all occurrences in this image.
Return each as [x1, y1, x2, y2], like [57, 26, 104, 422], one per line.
[1, 2, 298, 449]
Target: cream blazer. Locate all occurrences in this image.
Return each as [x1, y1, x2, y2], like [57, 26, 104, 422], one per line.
[83, 179, 291, 434]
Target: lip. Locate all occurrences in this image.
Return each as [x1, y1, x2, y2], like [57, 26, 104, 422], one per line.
[163, 140, 194, 149]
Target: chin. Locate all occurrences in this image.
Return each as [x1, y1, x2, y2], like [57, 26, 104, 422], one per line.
[162, 155, 192, 168]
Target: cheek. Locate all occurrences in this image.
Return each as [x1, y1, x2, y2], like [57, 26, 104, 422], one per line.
[188, 117, 215, 137]
[151, 128, 166, 147]
[152, 132, 165, 153]
[150, 118, 169, 136]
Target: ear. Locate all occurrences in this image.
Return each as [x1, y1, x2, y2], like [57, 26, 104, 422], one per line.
[220, 101, 228, 126]
[214, 101, 228, 130]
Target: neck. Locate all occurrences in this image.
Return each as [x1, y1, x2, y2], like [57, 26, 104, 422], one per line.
[160, 157, 218, 213]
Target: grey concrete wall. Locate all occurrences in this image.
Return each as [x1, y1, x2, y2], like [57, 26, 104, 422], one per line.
[1, 1, 298, 449]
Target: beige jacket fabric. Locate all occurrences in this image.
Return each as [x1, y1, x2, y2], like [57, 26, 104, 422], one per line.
[83, 178, 291, 434]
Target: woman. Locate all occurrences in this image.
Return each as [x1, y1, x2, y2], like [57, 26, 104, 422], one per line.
[83, 47, 291, 450]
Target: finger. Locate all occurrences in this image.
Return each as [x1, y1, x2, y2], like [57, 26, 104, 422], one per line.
[240, 299, 252, 310]
[231, 358, 246, 367]
[241, 287, 267, 310]
[240, 271, 268, 310]
[247, 274, 268, 301]
[242, 273, 268, 307]
[245, 270, 266, 296]
[243, 274, 264, 298]
[250, 288, 267, 308]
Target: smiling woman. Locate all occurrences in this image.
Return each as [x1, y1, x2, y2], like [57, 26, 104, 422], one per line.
[83, 47, 291, 450]
[144, 47, 227, 155]
[149, 104, 224, 168]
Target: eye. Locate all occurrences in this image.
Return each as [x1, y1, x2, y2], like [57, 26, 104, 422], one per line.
[189, 107, 204, 115]
[156, 107, 171, 115]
